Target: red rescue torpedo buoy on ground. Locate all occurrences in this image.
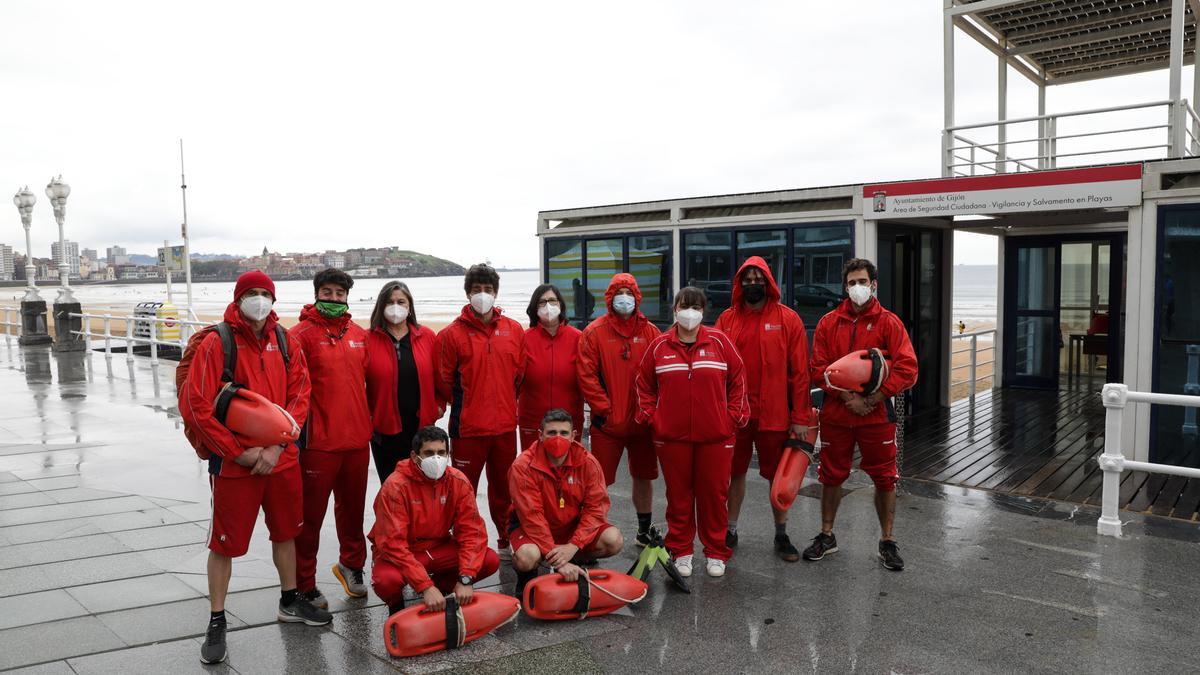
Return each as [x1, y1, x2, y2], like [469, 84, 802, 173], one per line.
[770, 412, 819, 511]
[383, 591, 521, 658]
[218, 385, 300, 448]
[823, 348, 890, 395]
[523, 570, 648, 620]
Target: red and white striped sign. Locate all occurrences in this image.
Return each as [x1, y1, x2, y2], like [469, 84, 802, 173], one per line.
[863, 165, 1142, 218]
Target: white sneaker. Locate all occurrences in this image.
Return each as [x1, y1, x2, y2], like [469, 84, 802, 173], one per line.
[707, 559, 726, 577]
[674, 555, 693, 578]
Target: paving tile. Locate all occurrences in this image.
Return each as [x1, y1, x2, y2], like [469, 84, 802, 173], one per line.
[0, 471, 20, 483]
[0, 616, 126, 670]
[67, 637, 234, 675]
[0, 481, 40, 496]
[0, 533, 129, 570]
[5, 661, 78, 674]
[107, 522, 206, 551]
[96, 597, 246, 647]
[66, 573, 202, 613]
[24, 475, 82, 491]
[137, 543, 210, 572]
[223, 622, 396, 675]
[0, 589, 89, 630]
[0, 507, 188, 544]
[45, 487, 129, 504]
[0, 491, 56, 510]
[0, 552, 160, 597]
[174, 567, 282, 595]
[0, 495, 159, 527]
[11, 465, 82, 480]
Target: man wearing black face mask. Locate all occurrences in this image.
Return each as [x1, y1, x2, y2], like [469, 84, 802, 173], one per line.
[715, 257, 813, 561]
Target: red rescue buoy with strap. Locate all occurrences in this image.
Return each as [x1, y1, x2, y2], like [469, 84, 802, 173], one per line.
[770, 411, 819, 511]
[823, 348, 890, 395]
[383, 591, 520, 658]
[216, 384, 301, 448]
[523, 570, 648, 621]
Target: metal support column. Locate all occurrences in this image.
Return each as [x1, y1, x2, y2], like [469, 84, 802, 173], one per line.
[997, 37, 1008, 173]
[1169, 0, 1187, 157]
[1037, 81, 1047, 169]
[942, 0, 955, 177]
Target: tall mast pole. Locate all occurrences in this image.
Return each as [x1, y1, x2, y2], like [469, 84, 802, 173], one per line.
[179, 139, 194, 316]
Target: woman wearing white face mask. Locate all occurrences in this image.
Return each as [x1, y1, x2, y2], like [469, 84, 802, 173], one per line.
[365, 281, 445, 483]
[517, 284, 583, 450]
[634, 287, 749, 580]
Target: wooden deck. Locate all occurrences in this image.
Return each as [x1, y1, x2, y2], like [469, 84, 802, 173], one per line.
[899, 387, 1200, 522]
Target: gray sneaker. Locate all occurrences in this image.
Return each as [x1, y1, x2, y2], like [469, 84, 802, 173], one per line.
[332, 563, 367, 598]
[278, 596, 333, 626]
[199, 618, 227, 664]
[301, 587, 328, 609]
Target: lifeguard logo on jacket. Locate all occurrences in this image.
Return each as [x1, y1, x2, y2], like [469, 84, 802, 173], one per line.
[765, 323, 782, 331]
[265, 343, 278, 352]
[495, 329, 510, 336]
[349, 340, 365, 349]
[440, 495, 447, 504]
[699, 349, 707, 356]
[868, 323, 875, 331]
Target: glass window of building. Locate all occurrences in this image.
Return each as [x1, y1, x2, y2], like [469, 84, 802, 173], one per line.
[1154, 208, 1200, 465]
[628, 234, 673, 324]
[545, 238, 584, 324]
[684, 231, 734, 322]
[585, 239, 623, 321]
[792, 224, 853, 328]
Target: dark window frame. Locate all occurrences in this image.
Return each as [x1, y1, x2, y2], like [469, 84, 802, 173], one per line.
[543, 231, 674, 327]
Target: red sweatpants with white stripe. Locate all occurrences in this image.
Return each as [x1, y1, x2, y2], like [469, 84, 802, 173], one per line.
[450, 433, 517, 544]
[656, 438, 735, 561]
[296, 447, 370, 593]
[372, 541, 501, 606]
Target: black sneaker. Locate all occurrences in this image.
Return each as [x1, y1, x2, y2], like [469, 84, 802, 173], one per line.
[388, 602, 405, 616]
[278, 596, 333, 626]
[636, 530, 652, 548]
[774, 534, 800, 562]
[802, 532, 838, 561]
[199, 618, 227, 664]
[726, 529, 739, 548]
[301, 588, 328, 609]
[879, 540, 905, 571]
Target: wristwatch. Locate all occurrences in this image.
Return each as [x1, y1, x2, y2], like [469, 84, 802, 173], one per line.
[459, 575, 473, 586]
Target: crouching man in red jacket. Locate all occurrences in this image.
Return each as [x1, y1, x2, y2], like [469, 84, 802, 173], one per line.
[508, 409, 623, 597]
[804, 258, 918, 571]
[369, 425, 500, 615]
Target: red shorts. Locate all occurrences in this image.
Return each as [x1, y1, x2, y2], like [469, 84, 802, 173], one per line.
[208, 463, 303, 557]
[588, 427, 658, 485]
[731, 420, 789, 480]
[509, 523, 613, 555]
[816, 422, 899, 491]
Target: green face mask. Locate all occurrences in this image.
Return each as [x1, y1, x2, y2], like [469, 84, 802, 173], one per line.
[315, 300, 348, 318]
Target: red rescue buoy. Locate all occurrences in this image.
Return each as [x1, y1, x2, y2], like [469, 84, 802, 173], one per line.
[823, 348, 890, 395]
[383, 591, 520, 658]
[523, 570, 648, 621]
[219, 385, 300, 448]
[770, 413, 819, 511]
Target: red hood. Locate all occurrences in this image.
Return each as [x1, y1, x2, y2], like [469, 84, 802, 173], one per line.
[730, 256, 781, 308]
[299, 303, 354, 331]
[455, 303, 508, 332]
[603, 273, 650, 336]
[222, 301, 279, 342]
[832, 296, 883, 322]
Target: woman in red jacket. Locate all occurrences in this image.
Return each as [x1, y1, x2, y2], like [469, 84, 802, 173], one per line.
[635, 287, 748, 580]
[365, 281, 444, 484]
[517, 284, 583, 450]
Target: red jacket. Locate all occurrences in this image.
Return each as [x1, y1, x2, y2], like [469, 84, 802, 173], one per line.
[635, 325, 749, 443]
[576, 274, 661, 437]
[715, 257, 813, 431]
[179, 303, 310, 478]
[368, 458, 489, 592]
[518, 323, 584, 432]
[291, 305, 371, 451]
[436, 305, 525, 438]
[810, 298, 919, 428]
[365, 324, 443, 435]
[507, 439, 610, 555]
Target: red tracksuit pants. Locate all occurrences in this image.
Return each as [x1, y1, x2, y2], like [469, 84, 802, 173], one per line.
[296, 447, 369, 593]
[451, 433, 517, 543]
[656, 438, 735, 561]
[371, 541, 501, 606]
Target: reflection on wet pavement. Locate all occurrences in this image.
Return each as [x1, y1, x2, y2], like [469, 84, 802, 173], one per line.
[0, 345, 1197, 672]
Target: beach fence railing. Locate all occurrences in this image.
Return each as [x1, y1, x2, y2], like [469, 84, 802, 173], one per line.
[69, 312, 210, 366]
[1096, 383, 1200, 537]
[1, 307, 21, 347]
[951, 329, 996, 403]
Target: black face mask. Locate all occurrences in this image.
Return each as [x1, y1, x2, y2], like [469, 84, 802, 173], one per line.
[742, 283, 766, 304]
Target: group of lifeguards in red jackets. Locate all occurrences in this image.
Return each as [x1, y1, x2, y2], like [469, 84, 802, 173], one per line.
[182, 257, 917, 666]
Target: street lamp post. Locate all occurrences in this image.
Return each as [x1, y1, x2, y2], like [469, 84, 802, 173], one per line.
[45, 175, 74, 304]
[11, 186, 51, 345]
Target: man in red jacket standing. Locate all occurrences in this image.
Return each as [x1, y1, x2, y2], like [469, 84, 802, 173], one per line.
[180, 270, 330, 666]
[715, 257, 812, 561]
[437, 264, 525, 555]
[291, 268, 373, 608]
[369, 425, 500, 615]
[576, 273, 661, 545]
[804, 259, 918, 571]
[509, 409, 623, 596]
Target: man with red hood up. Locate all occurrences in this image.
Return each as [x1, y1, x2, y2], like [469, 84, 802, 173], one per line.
[180, 270, 329, 666]
[291, 268, 373, 609]
[576, 273, 662, 545]
[715, 256, 813, 562]
[437, 263, 526, 555]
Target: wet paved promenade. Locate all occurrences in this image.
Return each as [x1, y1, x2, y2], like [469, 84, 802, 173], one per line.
[0, 341, 1199, 673]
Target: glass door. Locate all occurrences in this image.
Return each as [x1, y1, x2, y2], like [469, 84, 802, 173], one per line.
[1004, 242, 1060, 389]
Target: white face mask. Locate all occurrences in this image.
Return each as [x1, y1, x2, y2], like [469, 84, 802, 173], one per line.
[847, 283, 873, 306]
[470, 292, 496, 314]
[612, 294, 636, 316]
[537, 302, 561, 323]
[384, 304, 409, 325]
[675, 308, 703, 330]
[419, 454, 449, 480]
[239, 295, 274, 322]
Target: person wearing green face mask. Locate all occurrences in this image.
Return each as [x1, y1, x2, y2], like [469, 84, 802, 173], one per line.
[292, 268, 373, 608]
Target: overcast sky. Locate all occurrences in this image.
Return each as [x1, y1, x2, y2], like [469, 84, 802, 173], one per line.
[0, 1, 1180, 267]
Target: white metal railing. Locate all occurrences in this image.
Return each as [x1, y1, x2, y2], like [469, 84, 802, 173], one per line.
[1, 307, 21, 345]
[69, 312, 209, 366]
[1096, 383, 1200, 537]
[943, 99, 1198, 177]
[950, 329, 996, 403]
